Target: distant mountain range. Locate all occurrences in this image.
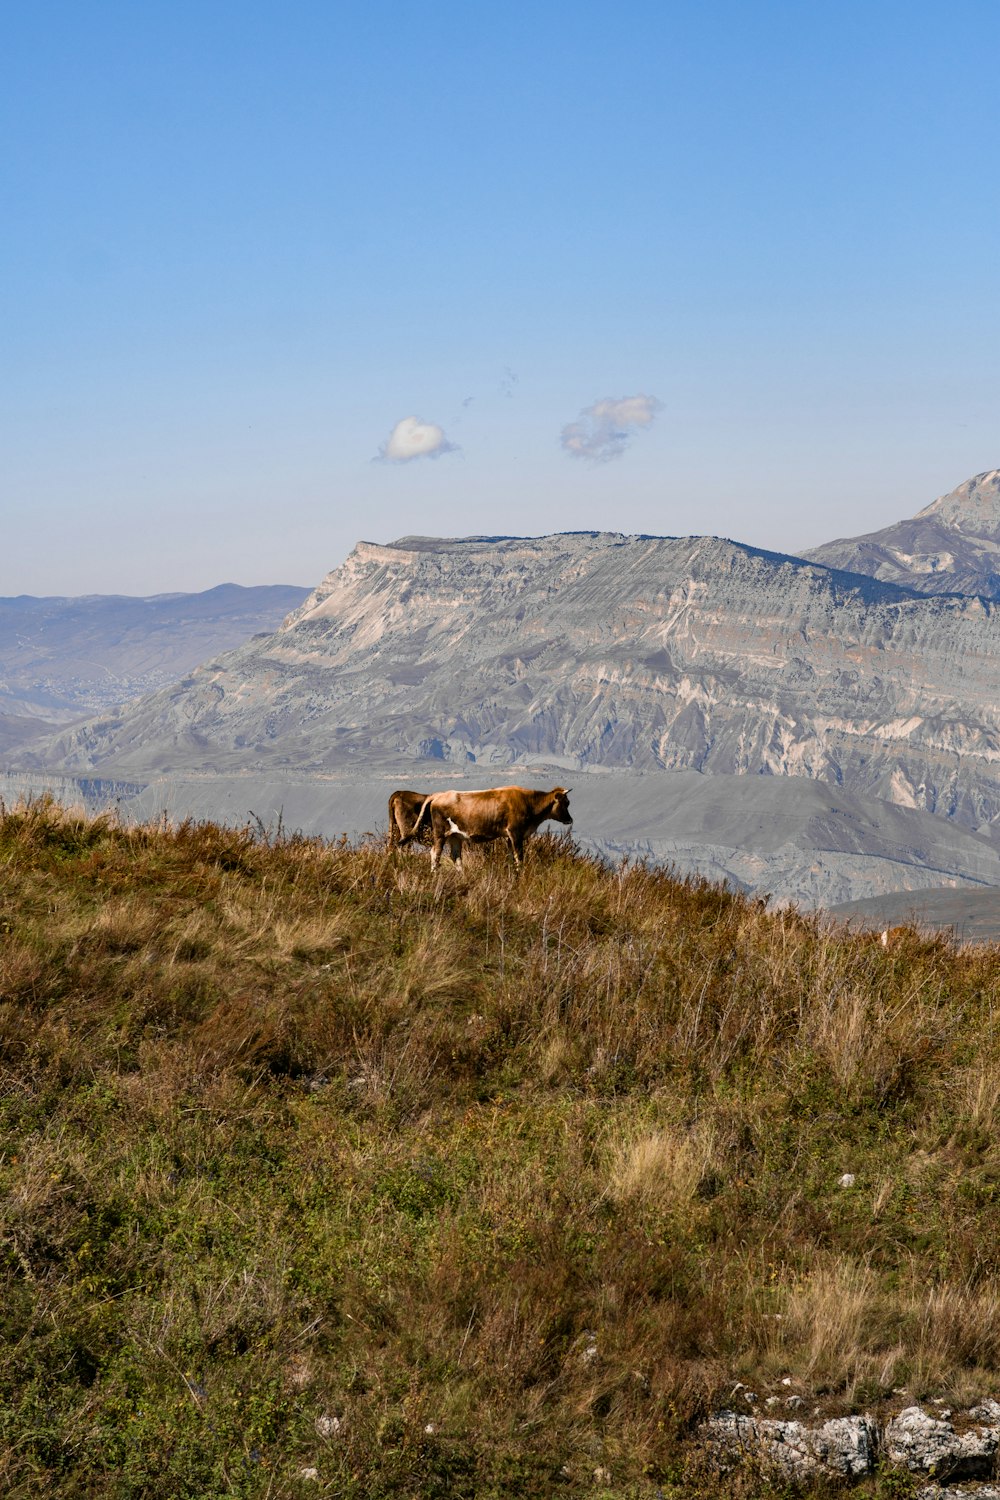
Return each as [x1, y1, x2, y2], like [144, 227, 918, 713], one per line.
[0, 584, 309, 753]
[30, 494, 1000, 829]
[10, 470, 1000, 915]
[804, 468, 1000, 597]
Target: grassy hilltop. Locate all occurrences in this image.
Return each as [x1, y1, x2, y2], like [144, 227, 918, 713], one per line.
[2, 801, 1000, 1497]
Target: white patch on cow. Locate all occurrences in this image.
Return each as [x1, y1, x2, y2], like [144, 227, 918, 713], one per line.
[446, 818, 470, 838]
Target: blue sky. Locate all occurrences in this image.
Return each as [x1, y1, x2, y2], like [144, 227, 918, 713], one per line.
[3, 0, 998, 594]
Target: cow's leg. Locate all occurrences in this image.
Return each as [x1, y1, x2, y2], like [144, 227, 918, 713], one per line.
[431, 833, 444, 871]
[506, 828, 525, 870]
[448, 834, 465, 872]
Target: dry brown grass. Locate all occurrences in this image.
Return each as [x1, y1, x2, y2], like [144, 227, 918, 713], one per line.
[607, 1119, 717, 1213]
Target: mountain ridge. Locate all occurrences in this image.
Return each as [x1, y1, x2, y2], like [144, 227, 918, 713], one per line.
[25, 526, 1000, 834]
[804, 468, 1000, 597]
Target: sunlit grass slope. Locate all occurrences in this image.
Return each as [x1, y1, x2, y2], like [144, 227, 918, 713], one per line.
[2, 799, 1000, 1497]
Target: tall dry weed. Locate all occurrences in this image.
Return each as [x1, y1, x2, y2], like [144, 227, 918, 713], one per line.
[764, 1261, 890, 1392]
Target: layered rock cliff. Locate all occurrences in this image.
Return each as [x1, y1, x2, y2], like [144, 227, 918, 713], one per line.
[32, 531, 1000, 831]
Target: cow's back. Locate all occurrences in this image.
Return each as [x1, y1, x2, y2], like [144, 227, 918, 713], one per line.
[431, 788, 514, 838]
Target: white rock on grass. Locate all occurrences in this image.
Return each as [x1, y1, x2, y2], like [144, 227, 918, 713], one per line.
[315, 1414, 342, 1438]
[916, 1487, 1000, 1500]
[885, 1406, 999, 1478]
[704, 1412, 878, 1479]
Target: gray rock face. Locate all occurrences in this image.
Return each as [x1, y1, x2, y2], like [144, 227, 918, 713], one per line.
[830, 884, 1000, 942]
[29, 530, 1000, 836]
[707, 1404, 1000, 1483]
[885, 1406, 1000, 1478]
[917, 1488, 1000, 1499]
[805, 470, 1000, 599]
[704, 1411, 878, 1478]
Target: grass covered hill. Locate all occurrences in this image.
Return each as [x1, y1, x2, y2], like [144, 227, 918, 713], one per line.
[2, 800, 1000, 1497]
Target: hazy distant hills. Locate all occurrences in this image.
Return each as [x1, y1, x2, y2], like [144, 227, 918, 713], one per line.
[0, 584, 309, 753]
[804, 469, 1000, 598]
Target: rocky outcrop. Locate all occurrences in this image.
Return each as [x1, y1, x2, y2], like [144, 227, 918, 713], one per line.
[29, 529, 1000, 833]
[917, 1488, 1000, 1499]
[705, 1403, 1000, 1484]
[705, 1411, 877, 1479]
[885, 1407, 999, 1479]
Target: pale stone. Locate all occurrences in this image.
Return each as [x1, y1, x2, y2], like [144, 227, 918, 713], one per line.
[885, 1405, 999, 1478]
[704, 1411, 877, 1479]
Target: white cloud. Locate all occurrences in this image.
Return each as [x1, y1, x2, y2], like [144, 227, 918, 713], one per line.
[561, 393, 662, 463]
[376, 415, 458, 464]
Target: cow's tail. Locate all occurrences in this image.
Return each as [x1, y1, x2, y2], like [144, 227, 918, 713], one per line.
[413, 794, 435, 837]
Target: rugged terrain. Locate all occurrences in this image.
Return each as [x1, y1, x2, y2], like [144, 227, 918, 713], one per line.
[14, 470, 1000, 912]
[32, 523, 1000, 830]
[0, 583, 309, 752]
[805, 469, 1000, 598]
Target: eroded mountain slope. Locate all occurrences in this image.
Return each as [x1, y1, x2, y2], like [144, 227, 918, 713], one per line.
[804, 469, 1000, 597]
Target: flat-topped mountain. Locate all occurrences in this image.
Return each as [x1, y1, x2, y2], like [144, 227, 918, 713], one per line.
[0, 583, 310, 753]
[29, 530, 1000, 832]
[804, 469, 1000, 597]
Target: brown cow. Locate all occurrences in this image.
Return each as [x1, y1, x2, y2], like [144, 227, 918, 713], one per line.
[414, 786, 572, 871]
[387, 789, 435, 847]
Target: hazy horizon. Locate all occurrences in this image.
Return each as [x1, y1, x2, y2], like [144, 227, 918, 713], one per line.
[4, 0, 998, 596]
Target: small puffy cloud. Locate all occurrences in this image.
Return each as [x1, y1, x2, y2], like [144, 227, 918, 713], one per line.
[377, 415, 458, 464]
[561, 394, 662, 463]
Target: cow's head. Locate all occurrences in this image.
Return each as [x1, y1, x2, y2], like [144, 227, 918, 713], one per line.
[548, 787, 573, 825]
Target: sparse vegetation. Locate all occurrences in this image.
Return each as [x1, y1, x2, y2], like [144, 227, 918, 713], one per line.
[2, 796, 1000, 1496]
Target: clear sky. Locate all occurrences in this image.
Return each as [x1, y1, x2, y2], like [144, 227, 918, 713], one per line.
[3, 0, 998, 595]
